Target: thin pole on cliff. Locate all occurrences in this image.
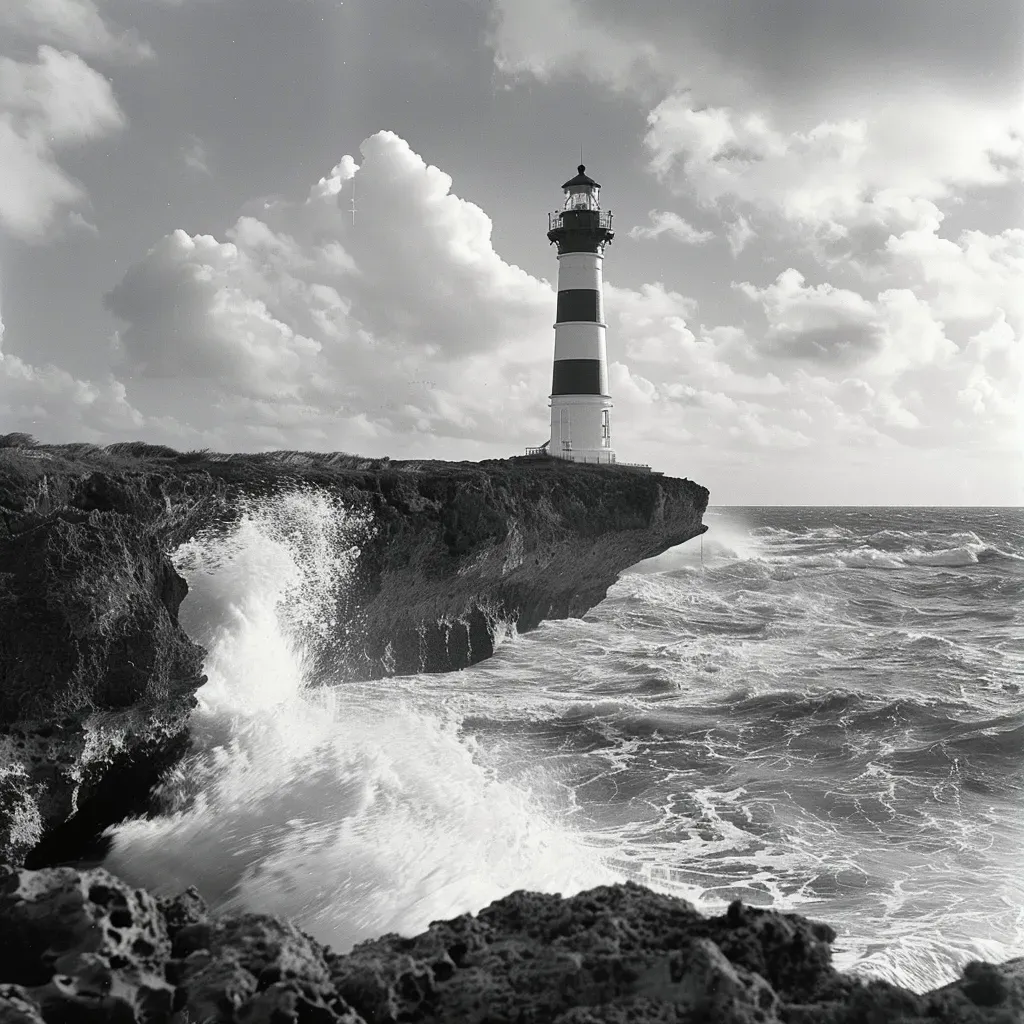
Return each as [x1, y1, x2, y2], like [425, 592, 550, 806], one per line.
[701, 533, 704, 576]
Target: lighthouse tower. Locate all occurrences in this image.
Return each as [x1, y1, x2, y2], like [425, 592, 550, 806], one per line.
[545, 165, 615, 464]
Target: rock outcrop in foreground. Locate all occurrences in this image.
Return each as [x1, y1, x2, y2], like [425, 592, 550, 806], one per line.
[0, 439, 708, 866]
[1, 863, 1020, 1024]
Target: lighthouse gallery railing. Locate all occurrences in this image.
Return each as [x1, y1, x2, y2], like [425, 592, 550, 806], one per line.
[548, 210, 614, 232]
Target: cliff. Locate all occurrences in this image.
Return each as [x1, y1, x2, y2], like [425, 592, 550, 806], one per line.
[0, 439, 708, 867]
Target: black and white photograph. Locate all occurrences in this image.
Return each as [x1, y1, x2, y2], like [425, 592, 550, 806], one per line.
[0, 0, 1021, 1020]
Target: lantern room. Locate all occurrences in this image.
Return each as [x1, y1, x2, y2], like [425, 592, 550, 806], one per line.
[562, 164, 601, 211]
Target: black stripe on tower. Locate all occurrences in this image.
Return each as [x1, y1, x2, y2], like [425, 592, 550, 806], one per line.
[556, 289, 602, 323]
[551, 359, 602, 395]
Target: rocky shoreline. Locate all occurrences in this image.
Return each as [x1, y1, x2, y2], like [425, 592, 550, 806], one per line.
[1, 861, 1020, 1023]
[1, 436, 1020, 1022]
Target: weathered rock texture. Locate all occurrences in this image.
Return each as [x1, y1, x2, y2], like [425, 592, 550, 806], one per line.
[0, 439, 708, 866]
[0, 864, 1020, 1024]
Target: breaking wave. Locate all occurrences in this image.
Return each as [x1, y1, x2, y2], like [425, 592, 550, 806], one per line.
[104, 489, 612, 952]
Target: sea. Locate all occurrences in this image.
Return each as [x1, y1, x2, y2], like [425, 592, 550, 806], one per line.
[102, 495, 1024, 994]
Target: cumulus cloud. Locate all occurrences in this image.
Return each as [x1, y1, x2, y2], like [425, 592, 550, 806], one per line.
[0, 296, 146, 440]
[882, 225, 1024, 333]
[737, 269, 884, 366]
[0, 0, 153, 63]
[644, 91, 1024, 246]
[628, 210, 713, 245]
[104, 132, 558, 451]
[737, 268, 960, 375]
[106, 229, 324, 397]
[0, 46, 126, 241]
[598, 244, 1016, 471]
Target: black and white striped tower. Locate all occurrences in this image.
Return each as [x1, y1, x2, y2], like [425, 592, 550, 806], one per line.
[546, 165, 615, 463]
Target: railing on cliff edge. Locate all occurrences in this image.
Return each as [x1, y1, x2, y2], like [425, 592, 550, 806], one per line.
[521, 447, 653, 473]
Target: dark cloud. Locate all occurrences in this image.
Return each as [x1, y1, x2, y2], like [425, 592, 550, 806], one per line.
[585, 0, 1023, 101]
[766, 323, 885, 365]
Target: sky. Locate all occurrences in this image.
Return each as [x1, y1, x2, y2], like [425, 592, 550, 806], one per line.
[0, 0, 1021, 504]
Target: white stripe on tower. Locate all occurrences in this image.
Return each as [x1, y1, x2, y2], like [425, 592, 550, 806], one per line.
[556, 251, 605, 294]
[549, 321, 609, 371]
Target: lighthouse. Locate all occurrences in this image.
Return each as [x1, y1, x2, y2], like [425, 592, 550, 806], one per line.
[540, 164, 616, 464]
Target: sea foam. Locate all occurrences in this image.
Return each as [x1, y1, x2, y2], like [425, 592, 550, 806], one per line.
[105, 489, 612, 952]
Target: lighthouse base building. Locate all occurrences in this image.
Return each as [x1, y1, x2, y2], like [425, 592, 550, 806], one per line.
[539, 165, 617, 465]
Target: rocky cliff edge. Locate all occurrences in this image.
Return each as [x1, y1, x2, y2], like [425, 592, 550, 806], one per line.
[0, 438, 708, 867]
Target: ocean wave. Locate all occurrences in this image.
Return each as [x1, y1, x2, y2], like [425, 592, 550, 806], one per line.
[751, 525, 856, 543]
[844, 933, 1018, 993]
[104, 488, 614, 953]
[722, 688, 962, 734]
[944, 716, 1024, 758]
[635, 516, 1023, 578]
[777, 541, 1021, 570]
[834, 547, 906, 569]
[901, 542, 1020, 567]
[865, 528, 984, 550]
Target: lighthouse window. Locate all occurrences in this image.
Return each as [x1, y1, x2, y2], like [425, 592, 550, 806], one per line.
[602, 409, 610, 445]
[565, 188, 600, 211]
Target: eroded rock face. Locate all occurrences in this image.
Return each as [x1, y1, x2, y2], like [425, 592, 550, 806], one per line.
[0, 864, 1021, 1024]
[0, 444, 708, 867]
[0, 864, 174, 1023]
[0, 456, 211, 868]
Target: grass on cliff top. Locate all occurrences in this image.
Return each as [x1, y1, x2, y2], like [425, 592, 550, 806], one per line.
[0, 434, 673, 486]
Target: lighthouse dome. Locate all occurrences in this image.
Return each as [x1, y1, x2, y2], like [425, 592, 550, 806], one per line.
[561, 164, 600, 189]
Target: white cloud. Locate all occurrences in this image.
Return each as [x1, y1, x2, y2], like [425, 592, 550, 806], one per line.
[0, 46, 125, 241]
[738, 268, 959, 375]
[882, 225, 1024, 333]
[183, 135, 210, 175]
[104, 132, 558, 451]
[310, 156, 359, 201]
[105, 229, 324, 398]
[628, 209, 713, 244]
[487, 0, 677, 100]
[0, 0, 153, 63]
[598, 251, 1016, 466]
[956, 314, 1023, 435]
[737, 269, 884, 366]
[644, 90, 1024, 245]
[0, 297, 145, 440]
[726, 216, 754, 257]
[488, 0, 1023, 112]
